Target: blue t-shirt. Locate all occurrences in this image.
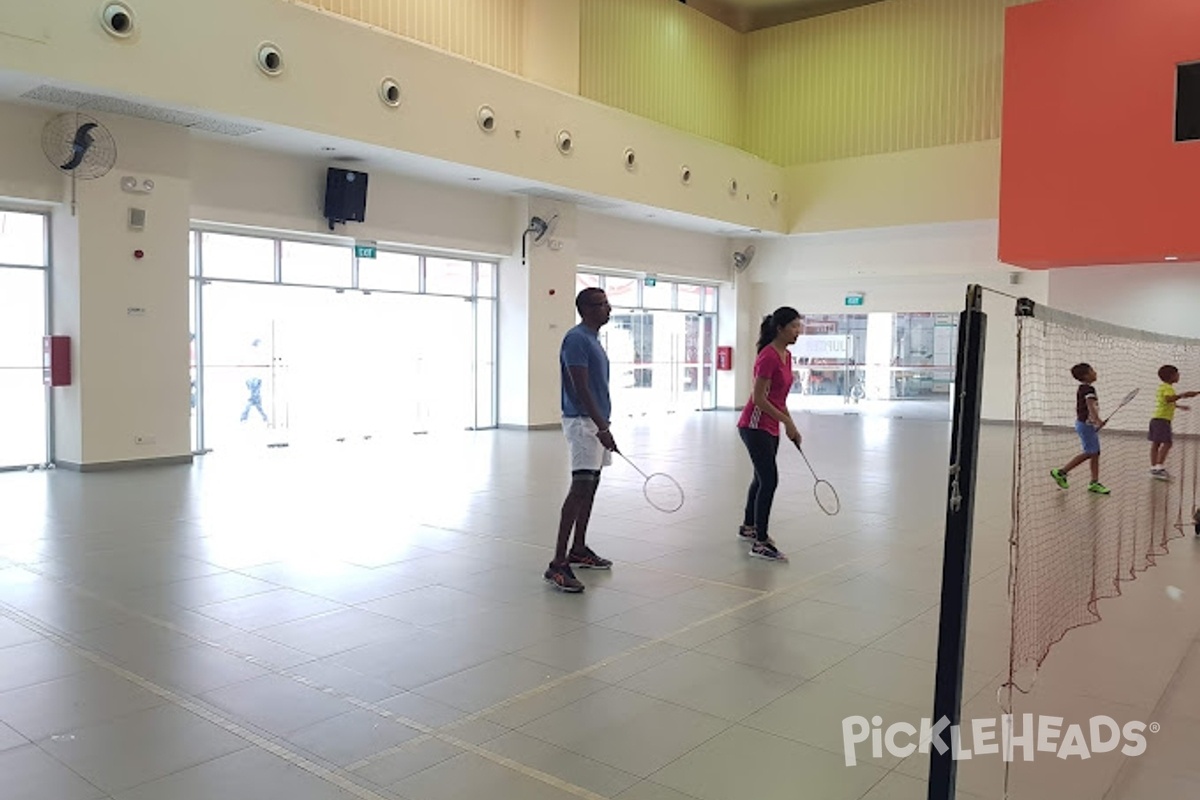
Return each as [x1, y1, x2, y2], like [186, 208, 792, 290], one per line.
[560, 324, 611, 421]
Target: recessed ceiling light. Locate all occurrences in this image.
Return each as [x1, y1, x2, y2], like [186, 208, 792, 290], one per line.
[1165, 256, 1179, 261]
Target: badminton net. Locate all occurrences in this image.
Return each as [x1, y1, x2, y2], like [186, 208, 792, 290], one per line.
[1009, 300, 1200, 690]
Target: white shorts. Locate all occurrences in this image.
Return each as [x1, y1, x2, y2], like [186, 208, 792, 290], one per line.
[563, 417, 613, 473]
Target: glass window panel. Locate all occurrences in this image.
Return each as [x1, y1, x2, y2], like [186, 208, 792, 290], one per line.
[281, 241, 352, 286]
[642, 280, 673, 310]
[703, 286, 718, 313]
[476, 262, 496, 298]
[677, 283, 704, 312]
[576, 273, 602, 294]
[476, 299, 496, 428]
[200, 233, 275, 281]
[604, 276, 638, 308]
[0, 211, 46, 267]
[425, 257, 473, 295]
[359, 251, 419, 292]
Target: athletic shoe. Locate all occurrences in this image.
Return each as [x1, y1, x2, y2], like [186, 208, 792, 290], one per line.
[737, 526, 757, 541]
[1153, 468, 1170, 481]
[544, 562, 585, 592]
[749, 540, 788, 562]
[1087, 481, 1111, 495]
[568, 547, 612, 570]
[1050, 469, 1069, 490]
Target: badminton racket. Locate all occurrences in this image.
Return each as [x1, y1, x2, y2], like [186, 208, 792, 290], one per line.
[1101, 388, 1139, 425]
[615, 451, 685, 513]
[794, 441, 840, 515]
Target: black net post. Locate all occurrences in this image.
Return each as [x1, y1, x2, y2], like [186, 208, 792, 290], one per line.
[928, 284, 987, 800]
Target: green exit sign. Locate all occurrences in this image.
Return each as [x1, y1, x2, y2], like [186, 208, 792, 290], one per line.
[845, 294, 864, 307]
[644, 276, 657, 287]
[355, 243, 377, 259]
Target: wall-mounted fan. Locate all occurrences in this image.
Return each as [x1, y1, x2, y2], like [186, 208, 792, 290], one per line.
[521, 213, 559, 264]
[733, 245, 756, 273]
[41, 113, 118, 214]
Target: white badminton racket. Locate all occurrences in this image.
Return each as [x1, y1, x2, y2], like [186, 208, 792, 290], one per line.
[1101, 388, 1139, 425]
[615, 451, 685, 513]
[794, 441, 840, 515]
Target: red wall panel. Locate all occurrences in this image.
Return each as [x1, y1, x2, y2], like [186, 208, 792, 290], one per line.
[999, 0, 1200, 268]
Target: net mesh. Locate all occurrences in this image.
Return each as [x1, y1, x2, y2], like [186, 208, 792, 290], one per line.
[1009, 306, 1200, 690]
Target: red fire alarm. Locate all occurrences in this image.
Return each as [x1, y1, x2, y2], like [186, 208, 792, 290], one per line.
[134, 249, 145, 259]
[43, 336, 71, 387]
[717, 345, 733, 371]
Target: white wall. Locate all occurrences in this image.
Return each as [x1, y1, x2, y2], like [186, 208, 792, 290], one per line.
[576, 211, 730, 282]
[43, 113, 193, 467]
[1047, 263, 1200, 339]
[746, 220, 1049, 421]
[0, 103, 61, 202]
[189, 139, 517, 256]
[0, 0, 783, 234]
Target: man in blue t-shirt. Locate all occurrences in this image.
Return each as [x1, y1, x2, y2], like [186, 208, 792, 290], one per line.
[545, 287, 618, 593]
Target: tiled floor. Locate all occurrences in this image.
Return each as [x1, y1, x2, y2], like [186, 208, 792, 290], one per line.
[0, 411, 1197, 800]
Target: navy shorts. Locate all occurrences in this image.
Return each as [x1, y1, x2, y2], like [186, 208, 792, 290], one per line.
[1075, 420, 1100, 455]
[1148, 418, 1173, 445]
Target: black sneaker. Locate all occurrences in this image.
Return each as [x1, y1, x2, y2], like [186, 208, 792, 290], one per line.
[737, 526, 757, 541]
[569, 547, 612, 570]
[544, 562, 585, 592]
[749, 540, 788, 562]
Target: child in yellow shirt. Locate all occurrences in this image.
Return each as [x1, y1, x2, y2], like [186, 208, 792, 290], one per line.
[1149, 365, 1198, 480]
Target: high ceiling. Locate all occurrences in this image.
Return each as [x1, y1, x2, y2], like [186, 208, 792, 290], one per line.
[684, 0, 887, 31]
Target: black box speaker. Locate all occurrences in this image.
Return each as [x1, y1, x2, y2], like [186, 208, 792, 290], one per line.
[1176, 62, 1200, 143]
[324, 167, 369, 229]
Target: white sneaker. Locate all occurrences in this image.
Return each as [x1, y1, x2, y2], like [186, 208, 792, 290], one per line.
[1153, 468, 1170, 481]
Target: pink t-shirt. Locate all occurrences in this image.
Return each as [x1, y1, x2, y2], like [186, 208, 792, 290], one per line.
[737, 346, 793, 436]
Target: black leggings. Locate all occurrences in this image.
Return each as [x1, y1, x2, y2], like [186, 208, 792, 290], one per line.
[740, 427, 780, 542]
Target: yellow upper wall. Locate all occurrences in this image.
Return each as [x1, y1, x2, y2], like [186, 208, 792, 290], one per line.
[579, 0, 745, 151]
[304, 0, 1036, 167]
[303, 0, 526, 74]
[579, 0, 1038, 166]
[744, 0, 1036, 165]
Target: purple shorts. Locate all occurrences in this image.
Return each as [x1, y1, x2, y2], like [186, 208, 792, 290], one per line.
[1148, 418, 1173, 444]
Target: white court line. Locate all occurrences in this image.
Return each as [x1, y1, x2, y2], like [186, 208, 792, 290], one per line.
[0, 601, 395, 800]
[4, 547, 883, 794]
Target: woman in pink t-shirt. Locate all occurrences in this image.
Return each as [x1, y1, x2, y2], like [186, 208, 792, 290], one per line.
[736, 307, 803, 561]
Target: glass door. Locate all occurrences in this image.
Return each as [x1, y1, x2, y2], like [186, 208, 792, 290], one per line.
[698, 314, 717, 410]
[0, 269, 48, 468]
[412, 295, 475, 434]
[200, 282, 293, 450]
[580, 273, 719, 418]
